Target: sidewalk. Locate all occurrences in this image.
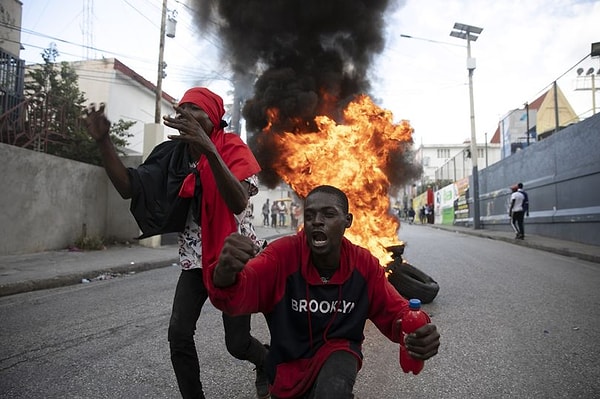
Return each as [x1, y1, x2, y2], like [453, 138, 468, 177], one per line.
[1, 223, 598, 297]
[419, 222, 600, 264]
[0, 225, 293, 297]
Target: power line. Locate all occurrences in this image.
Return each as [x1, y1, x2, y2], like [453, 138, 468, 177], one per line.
[397, 30, 595, 116]
[529, 53, 592, 101]
[6, 0, 232, 84]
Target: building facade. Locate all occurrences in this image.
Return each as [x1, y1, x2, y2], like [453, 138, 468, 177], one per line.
[0, 0, 25, 116]
[62, 58, 177, 154]
[413, 142, 501, 187]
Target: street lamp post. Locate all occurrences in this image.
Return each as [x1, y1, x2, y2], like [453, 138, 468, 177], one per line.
[450, 22, 483, 229]
[524, 102, 530, 145]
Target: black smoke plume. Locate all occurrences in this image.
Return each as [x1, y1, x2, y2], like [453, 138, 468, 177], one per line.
[189, 0, 420, 189]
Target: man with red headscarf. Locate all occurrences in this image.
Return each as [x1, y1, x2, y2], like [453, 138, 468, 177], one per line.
[83, 87, 270, 399]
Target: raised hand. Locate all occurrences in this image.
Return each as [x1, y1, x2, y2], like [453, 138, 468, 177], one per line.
[82, 103, 111, 142]
[163, 105, 215, 158]
[214, 233, 259, 288]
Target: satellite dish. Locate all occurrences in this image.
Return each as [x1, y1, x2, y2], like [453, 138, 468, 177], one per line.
[586, 67, 595, 75]
[576, 67, 584, 76]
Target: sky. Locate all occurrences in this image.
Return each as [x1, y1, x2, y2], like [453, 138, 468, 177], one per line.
[19, 0, 600, 146]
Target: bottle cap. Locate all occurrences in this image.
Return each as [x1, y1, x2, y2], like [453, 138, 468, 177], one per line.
[409, 298, 421, 309]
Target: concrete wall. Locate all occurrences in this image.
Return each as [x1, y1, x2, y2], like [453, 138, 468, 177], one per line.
[471, 112, 600, 246]
[0, 143, 140, 255]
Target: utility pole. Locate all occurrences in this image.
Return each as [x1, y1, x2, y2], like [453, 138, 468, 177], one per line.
[450, 22, 483, 229]
[155, 0, 168, 123]
[142, 0, 174, 249]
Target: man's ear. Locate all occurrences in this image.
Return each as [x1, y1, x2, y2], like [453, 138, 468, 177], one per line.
[345, 213, 353, 228]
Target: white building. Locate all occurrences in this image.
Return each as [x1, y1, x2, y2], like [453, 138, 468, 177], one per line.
[23, 58, 178, 154]
[70, 58, 178, 154]
[414, 141, 501, 187]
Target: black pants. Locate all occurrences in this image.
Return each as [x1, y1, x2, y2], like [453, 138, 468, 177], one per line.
[272, 351, 358, 399]
[511, 211, 525, 237]
[168, 269, 267, 399]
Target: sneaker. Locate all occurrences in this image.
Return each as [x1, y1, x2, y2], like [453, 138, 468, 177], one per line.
[255, 365, 270, 399]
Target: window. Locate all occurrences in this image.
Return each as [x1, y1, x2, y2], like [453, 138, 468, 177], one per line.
[437, 148, 450, 158]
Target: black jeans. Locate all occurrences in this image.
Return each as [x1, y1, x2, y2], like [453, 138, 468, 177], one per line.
[511, 211, 525, 237]
[272, 351, 358, 399]
[168, 269, 267, 399]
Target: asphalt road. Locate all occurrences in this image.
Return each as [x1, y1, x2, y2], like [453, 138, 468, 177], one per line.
[1, 224, 599, 398]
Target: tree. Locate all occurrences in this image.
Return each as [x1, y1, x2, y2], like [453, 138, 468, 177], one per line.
[24, 50, 133, 166]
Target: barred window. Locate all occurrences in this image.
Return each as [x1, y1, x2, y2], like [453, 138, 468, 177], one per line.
[437, 149, 450, 158]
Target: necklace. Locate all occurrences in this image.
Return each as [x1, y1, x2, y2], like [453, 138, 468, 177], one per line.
[316, 266, 335, 284]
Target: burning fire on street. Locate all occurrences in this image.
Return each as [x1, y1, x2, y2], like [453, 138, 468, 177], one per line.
[258, 94, 414, 265]
[189, 1, 422, 265]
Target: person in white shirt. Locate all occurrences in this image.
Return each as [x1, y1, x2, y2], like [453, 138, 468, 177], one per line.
[509, 184, 526, 239]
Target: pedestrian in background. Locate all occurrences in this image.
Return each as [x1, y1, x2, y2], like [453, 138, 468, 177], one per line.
[518, 182, 529, 217]
[290, 202, 300, 229]
[271, 201, 278, 228]
[83, 87, 269, 399]
[509, 184, 526, 239]
[262, 199, 270, 227]
[425, 204, 433, 224]
[277, 200, 287, 227]
[208, 185, 440, 398]
[408, 207, 416, 224]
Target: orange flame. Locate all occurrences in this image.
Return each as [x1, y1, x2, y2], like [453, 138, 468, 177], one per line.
[266, 94, 414, 265]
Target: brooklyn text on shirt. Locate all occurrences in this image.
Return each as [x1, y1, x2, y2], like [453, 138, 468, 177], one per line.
[291, 298, 356, 314]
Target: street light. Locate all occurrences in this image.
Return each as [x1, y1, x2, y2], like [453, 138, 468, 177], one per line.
[575, 42, 600, 117]
[575, 67, 598, 116]
[450, 22, 483, 230]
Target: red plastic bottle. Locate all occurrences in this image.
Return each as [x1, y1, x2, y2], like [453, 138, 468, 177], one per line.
[400, 298, 430, 375]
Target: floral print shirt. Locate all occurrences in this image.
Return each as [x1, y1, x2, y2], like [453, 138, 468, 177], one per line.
[178, 175, 261, 270]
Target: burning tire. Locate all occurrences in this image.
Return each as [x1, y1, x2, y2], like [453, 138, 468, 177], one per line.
[386, 260, 439, 304]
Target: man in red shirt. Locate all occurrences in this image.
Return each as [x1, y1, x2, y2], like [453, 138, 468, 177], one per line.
[208, 185, 440, 398]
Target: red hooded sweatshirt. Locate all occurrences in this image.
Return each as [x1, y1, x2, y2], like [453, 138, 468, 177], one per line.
[207, 231, 415, 398]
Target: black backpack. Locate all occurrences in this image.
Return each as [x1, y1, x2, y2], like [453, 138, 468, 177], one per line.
[522, 191, 529, 213]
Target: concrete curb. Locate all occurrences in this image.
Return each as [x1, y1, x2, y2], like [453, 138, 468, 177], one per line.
[500, 237, 600, 264]
[0, 257, 179, 297]
[433, 226, 600, 264]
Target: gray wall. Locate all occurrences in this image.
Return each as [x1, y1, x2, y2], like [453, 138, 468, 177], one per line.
[0, 143, 140, 255]
[473, 112, 600, 246]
